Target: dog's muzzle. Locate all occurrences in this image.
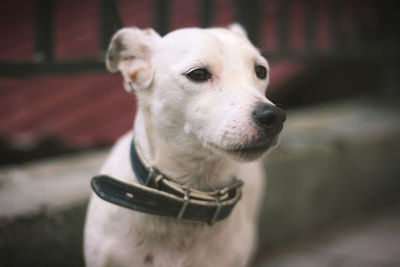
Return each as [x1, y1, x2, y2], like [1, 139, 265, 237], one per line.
[218, 102, 286, 160]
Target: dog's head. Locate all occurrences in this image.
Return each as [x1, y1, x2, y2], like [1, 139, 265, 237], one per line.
[106, 24, 285, 161]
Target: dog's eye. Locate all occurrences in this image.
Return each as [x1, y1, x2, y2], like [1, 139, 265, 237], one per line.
[185, 68, 212, 82]
[255, 65, 267, 79]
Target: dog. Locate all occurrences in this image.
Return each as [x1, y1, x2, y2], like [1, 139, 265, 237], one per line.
[84, 24, 285, 267]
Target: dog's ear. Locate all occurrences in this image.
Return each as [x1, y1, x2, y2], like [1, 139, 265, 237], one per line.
[228, 23, 248, 38]
[106, 27, 161, 92]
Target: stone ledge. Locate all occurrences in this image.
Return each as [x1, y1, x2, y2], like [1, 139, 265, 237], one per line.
[259, 98, 400, 248]
[0, 149, 108, 218]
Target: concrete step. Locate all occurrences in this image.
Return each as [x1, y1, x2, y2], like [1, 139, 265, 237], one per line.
[0, 149, 107, 218]
[259, 98, 400, 249]
[255, 201, 400, 267]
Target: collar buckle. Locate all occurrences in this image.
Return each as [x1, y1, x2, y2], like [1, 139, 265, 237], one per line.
[145, 167, 155, 185]
[215, 179, 244, 197]
[209, 196, 222, 226]
[177, 188, 190, 220]
[154, 174, 164, 188]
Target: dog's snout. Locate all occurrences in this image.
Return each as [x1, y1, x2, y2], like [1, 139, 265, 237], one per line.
[252, 103, 286, 135]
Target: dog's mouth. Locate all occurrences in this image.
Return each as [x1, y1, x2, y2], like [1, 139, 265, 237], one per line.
[209, 137, 279, 161]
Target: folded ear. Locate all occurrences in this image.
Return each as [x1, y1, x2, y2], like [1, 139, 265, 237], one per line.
[106, 27, 161, 92]
[228, 23, 248, 38]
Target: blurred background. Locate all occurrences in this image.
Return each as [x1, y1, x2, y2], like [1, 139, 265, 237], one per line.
[0, 0, 399, 266]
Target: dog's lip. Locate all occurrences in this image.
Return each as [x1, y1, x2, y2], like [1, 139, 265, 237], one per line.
[227, 143, 271, 155]
[209, 140, 273, 156]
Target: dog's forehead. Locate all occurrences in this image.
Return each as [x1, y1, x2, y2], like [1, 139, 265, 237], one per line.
[158, 28, 259, 59]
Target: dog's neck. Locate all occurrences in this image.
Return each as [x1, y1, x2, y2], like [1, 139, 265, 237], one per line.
[133, 108, 237, 191]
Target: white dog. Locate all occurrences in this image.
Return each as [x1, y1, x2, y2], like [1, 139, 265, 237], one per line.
[84, 24, 285, 267]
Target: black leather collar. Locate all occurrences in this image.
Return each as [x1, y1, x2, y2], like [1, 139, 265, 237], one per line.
[91, 137, 244, 225]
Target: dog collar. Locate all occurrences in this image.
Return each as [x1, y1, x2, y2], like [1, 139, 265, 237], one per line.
[91, 137, 244, 225]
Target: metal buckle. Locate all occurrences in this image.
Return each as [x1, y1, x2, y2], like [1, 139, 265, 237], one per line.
[177, 188, 190, 220]
[154, 174, 163, 189]
[145, 167, 155, 185]
[209, 196, 222, 226]
[218, 180, 244, 196]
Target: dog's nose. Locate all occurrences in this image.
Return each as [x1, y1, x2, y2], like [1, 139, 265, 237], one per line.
[252, 103, 286, 136]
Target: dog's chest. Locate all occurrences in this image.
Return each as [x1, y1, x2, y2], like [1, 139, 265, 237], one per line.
[117, 215, 253, 267]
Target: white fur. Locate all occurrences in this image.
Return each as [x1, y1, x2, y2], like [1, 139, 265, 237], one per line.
[84, 24, 278, 267]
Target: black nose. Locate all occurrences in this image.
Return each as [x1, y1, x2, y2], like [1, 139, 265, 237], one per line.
[252, 103, 286, 136]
